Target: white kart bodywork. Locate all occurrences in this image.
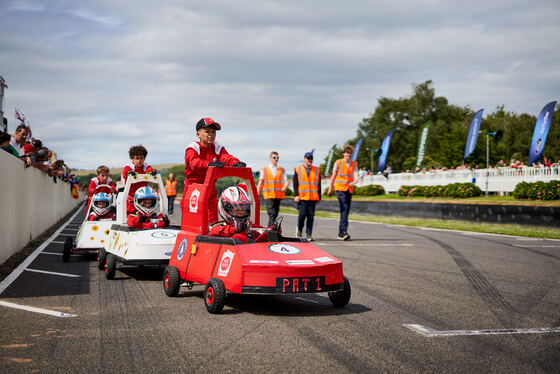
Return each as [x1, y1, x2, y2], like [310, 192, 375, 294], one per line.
[105, 173, 179, 265]
[74, 184, 116, 250]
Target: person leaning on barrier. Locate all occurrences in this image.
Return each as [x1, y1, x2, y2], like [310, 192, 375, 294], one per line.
[1, 131, 20, 158]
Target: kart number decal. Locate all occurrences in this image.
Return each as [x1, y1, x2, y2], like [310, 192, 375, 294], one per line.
[151, 230, 177, 239]
[218, 249, 234, 277]
[176, 239, 188, 261]
[276, 276, 325, 293]
[268, 244, 301, 255]
[189, 189, 200, 213]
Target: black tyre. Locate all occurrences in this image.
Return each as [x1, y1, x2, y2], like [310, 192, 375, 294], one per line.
[97, 248, 107, 270]
[105, 254, 116, 280]
[204, 278, 226, 314]
[328, 276, 351, 307]
[63, 236, 73, 262]
[163, 266, 181, 297]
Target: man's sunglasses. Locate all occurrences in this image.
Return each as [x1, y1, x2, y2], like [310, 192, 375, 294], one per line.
[271, 156, 278, 159]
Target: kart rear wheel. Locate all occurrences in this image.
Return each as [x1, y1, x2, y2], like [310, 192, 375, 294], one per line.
[328, 276, 351, 307]
[97, 248, 107, 270]
[63, 236, 73, 262]
[163, 266, 181, 297]
[105, 254, 116, 280]
[204, 278, 226, 314]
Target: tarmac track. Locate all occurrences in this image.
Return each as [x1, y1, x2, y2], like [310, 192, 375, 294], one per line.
[0, 202, 559, 373]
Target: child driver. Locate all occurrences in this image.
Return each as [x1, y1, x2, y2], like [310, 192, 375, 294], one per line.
[128, 186, 170, 229]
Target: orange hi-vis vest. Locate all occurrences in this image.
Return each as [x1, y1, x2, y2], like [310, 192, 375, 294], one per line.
[262, 166, 286, 199]
[295, 165, 320, 201]
[334, 159, 357, 193]
[165, 180, 177, 196]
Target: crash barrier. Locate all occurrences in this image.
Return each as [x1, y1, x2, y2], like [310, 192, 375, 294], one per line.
[349, 166, 560, 194]
[0, 151, 85, 265]
[275, 199, 559, 228]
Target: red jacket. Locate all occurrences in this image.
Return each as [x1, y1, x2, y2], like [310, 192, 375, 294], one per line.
[121, 163, 156, 213]
[184, 141, 239, 186]
[127, 212, 168, 230]
[89, 212, 115, 221]
[209, 223, 259, 243]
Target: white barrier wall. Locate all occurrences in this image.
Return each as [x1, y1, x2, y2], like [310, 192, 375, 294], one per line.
[0, 151, 84, 265]
[321, 165, 560, 194]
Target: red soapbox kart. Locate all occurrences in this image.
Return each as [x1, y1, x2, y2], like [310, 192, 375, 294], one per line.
[163, 167, 351, 313]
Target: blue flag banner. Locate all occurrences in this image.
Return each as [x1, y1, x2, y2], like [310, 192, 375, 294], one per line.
[464, 109, 484, 160]
[352, 138, 363, 162]
[377, 130, 394, 172]
[528, 101, 556, 165]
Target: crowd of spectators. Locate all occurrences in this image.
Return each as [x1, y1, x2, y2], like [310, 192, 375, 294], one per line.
[1, 124, 79, 185]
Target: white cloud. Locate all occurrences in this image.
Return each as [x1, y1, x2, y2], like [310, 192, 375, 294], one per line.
[1, 0, 559, 172]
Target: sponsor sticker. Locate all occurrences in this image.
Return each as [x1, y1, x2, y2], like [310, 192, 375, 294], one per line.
[286, 260, 314, 265]
[314, 256, 334, 263]
[189, 189, 200, 213]
[218, 249, 234, 277]
[176, 239, 188, 261]
[249, 260, 279, 264]
[151, 230, 177, 239]
[268, 244, 301, 255]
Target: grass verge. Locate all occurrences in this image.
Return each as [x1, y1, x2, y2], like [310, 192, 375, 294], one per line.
[272, 207, 560, 239]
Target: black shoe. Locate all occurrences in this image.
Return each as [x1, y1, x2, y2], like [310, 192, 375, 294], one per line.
[337, 232, 345, 240]
[342, 232, 350, 241]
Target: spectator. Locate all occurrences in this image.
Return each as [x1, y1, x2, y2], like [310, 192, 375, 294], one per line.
[1, 131, 20, 158]
[10, 125, 29, 157]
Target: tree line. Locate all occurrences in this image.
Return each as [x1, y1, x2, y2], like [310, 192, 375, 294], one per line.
[320, 80, 559, 174]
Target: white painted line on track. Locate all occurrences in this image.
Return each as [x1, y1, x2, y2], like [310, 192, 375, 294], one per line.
[404, 324, 560, 337]
[25, 268, 80, 278]
[50, 241, 66, 244]
[513, 245, 560, 248]
[317, 242, 413, 247]
[0, 204, 84, 296]
[0, 300, 77, 318]
[40, 252, 81, 257]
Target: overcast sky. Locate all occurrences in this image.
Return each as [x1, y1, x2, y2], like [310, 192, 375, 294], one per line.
[1, 0, 558, 172]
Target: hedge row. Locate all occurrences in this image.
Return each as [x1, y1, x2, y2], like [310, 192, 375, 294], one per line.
[513, 180, 560, 200]
[398, 183, 483, 198]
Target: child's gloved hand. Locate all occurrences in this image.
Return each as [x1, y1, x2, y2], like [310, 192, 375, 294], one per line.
[138, 215, 148, 223]
[233, 161, 246, 167]
[128, 171, 137, 177]
[150, 170, 157, 176]
[208, 161, 225, 168]
[163, 215, 170, 226]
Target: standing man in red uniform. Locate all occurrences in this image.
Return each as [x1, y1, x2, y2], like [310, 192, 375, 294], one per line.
[328, 145, 359, 240]
[184, 118, 246, 224]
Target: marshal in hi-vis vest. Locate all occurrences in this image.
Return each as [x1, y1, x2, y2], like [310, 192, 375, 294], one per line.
[165, 180, 177, 196]
[261, 166, 286, 199]
[295, 165, 320, 201]
[334, 159, 357, 193]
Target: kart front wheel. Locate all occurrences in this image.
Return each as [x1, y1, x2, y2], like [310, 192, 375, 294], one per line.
[97, 248, 107, 270]
[163, 266, 181, 297]
[105, 254, 116, 280]
[204, 278, 226, 314]
[328, 276, 351, 307]
[62, 236, 73, 262]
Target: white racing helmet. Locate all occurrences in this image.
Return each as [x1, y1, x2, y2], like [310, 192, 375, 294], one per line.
[218, 186, 252, 231]
[92, 192, 111, 216]
[134, 186, 158, 216]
